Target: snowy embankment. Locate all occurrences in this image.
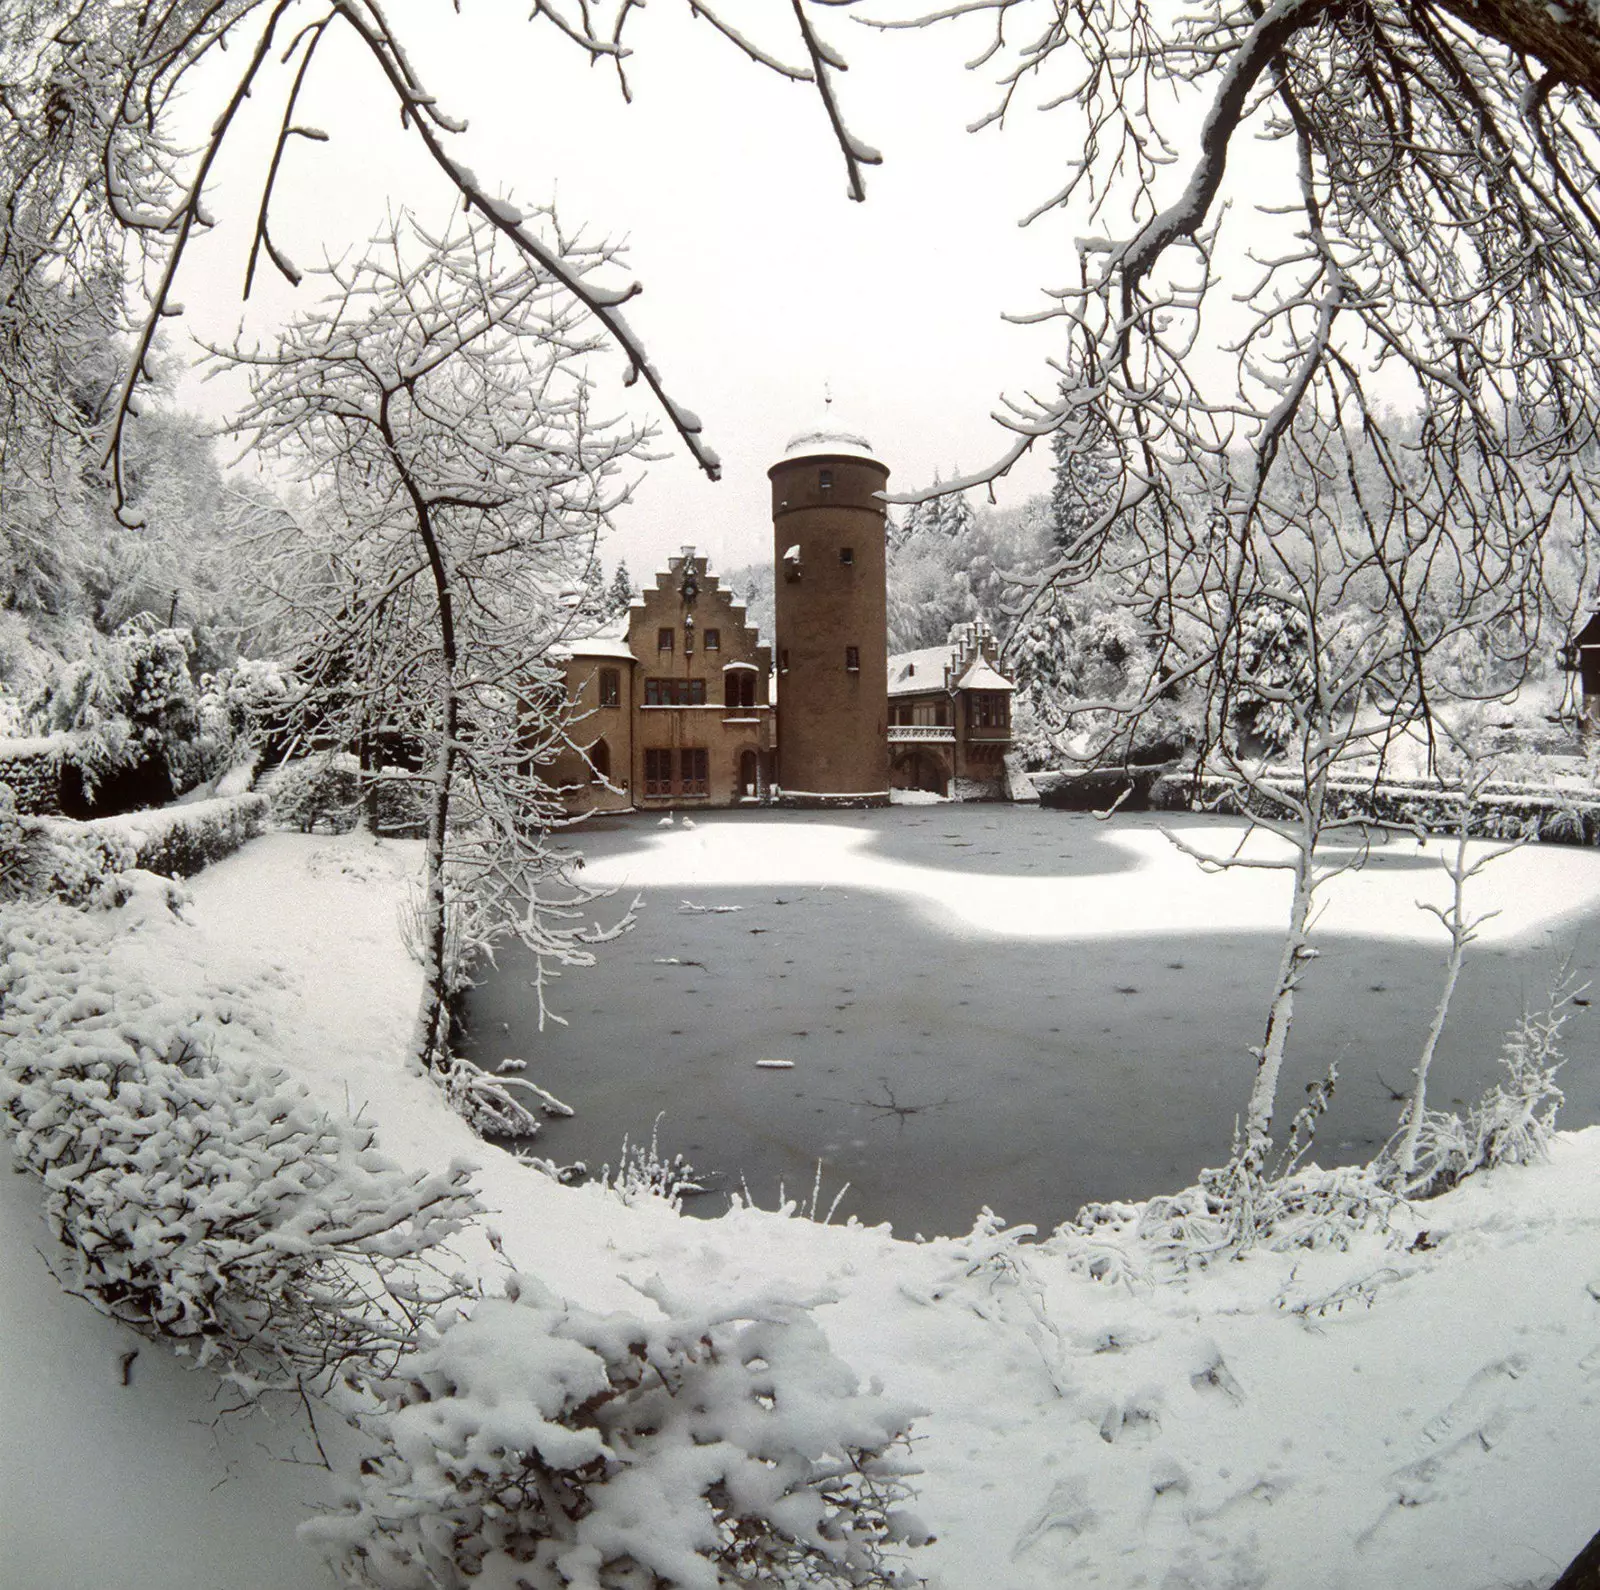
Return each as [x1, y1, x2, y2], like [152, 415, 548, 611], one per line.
[4, 829, 1599, 1589]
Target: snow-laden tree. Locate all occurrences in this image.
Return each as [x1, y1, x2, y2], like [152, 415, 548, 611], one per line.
[606, 558, 634, 620]
[1141, 419, 1543, 1238]
[904, 0, 1598, 657]
[0, 0, 878, 523]
[1047, 404, 1123, 557]
[222, 213, 645, 1074]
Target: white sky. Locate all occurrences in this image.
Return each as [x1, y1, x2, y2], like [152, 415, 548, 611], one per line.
[171, 1, 1102, 579]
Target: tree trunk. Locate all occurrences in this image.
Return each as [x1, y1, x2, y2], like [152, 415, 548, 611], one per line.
[1244, 834, 1315, 1170]
[412, 686, 456, 1070]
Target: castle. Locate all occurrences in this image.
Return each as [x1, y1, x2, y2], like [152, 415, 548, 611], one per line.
[546, 422, 1016, 810]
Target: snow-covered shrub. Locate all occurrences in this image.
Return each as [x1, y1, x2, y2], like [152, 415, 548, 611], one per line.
[28, 623, 233, 809]
[270, 754, 364, 832]
[200, 656, 301, 746]
[311, 1274, 928, 1590]
[1388, 995, 1570, 1198]
[0, 732, 70, 813]
[1227, 597, 1313, 755]
[0, 784, 52, 899]
[600, 1113, 708, 1210]
[0, 905, 481, 1388]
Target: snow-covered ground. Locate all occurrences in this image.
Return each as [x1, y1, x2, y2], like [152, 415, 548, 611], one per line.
[5, 826, 1600, 1589]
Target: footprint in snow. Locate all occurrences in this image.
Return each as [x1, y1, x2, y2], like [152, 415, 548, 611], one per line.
[1419, 1352, 1530, 1448]
[1011, 1474, 1096, 1559]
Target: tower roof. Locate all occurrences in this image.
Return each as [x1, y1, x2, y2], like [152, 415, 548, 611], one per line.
[781, 418, 879, 464]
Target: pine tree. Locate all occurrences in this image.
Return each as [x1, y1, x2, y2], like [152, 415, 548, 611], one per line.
[1049, 407, 1121, 556]
[607, 560, 634, 619]
[931, 487, 975, 540]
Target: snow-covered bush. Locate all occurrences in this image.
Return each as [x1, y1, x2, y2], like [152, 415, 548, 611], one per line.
[200, 656, 300, 746]
[0, 784, 52, 899]
[0, 905, 480, 1388]
[27, 622, 233, 809]
[1387, 995, 1570, 1198]
[311, 1274, 928, 1590]
[599, 1114, 708, 1211]
[1227, 597, 1314, 755]
[270, 753, 365, 832]
[271, 755, 427, 836]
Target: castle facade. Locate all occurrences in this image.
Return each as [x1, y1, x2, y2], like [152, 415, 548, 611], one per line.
[547, 425, 1015, 811]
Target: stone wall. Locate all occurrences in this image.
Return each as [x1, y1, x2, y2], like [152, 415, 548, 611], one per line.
[0, 737, 70, 815]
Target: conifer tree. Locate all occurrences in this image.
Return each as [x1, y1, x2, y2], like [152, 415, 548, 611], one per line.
[607, 559, 634, 620]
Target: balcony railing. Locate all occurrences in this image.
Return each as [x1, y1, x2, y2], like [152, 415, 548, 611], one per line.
[888, 724, 956, 743]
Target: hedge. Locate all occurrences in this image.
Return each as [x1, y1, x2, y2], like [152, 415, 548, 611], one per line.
[14, 793, 271, 905]
[1146, 770, 1600, 845]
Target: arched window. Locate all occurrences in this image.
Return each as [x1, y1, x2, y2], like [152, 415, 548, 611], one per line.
[588, 739, 611, 783]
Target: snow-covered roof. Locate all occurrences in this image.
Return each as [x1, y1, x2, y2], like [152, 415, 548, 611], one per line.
[956, 657, 1015, 692]
[887, 644, 955, 697]
[782, 417, 879, 464]
[552, 622, 636, 663]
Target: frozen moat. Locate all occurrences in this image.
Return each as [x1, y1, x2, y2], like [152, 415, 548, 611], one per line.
[462, 805, 1600, 1236]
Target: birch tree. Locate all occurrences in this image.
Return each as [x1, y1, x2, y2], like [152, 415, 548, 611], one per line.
[222, 213, 643, 1074]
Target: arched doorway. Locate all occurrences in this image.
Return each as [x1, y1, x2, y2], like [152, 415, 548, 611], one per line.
[890, 748, 949, 796]
[588, 738, 611, 784]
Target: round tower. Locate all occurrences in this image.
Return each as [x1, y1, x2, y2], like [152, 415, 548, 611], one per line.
[769, 421, 890, 805]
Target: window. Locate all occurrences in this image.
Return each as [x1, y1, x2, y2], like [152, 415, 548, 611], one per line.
[971, 693, 1010, 729]
[598, 668, 620, 708]
[644, 748, 673, 798]
[839, 546, 854, 566]
[780, 649, 790, 673]
[726, 672, 756, 711]
[819, 467, 833, 491]
[680, 747, 709, 797]
[845, 645, 860, 672]
[704, 628, 720, 651]
[588, 739, 611, 783]
[657, 627, 674, 653]
[645, 678, 706, 706]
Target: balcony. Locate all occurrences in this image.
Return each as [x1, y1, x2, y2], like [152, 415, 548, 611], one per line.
[889, 724, 956, 744]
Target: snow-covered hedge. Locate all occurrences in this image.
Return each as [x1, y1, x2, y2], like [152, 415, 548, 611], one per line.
[0, 904, 480, 1387]
[24, 793, 270, 905]
[1149, 769, 1600, 844]
[312, 1275, 928, 1590]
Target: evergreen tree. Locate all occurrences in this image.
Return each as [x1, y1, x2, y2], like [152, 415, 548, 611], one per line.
[1049, 407, 1122, 556]
[931, 486, 976, 540]
[607, 560, 634, 619]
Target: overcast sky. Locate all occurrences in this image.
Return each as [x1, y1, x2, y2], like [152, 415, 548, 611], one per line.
[174, 1, 1093, 581]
